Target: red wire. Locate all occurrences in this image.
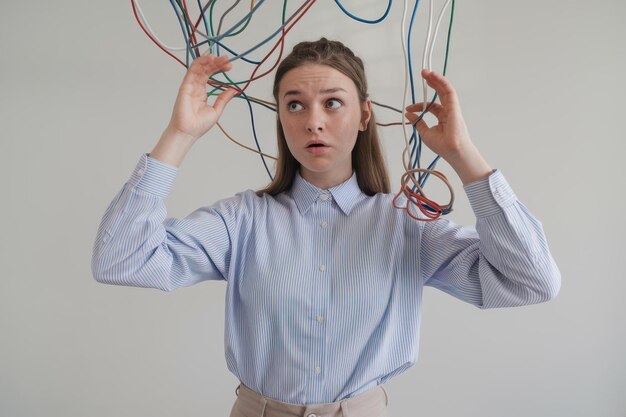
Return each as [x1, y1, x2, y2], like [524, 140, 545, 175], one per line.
[132, 0, 317, 96]
[392, 171, 451, 221]
[131, 0, 186, 67]
[179, 0, 201, 58]
[131, 0, 451, 222]
[239, 0, 318, 93]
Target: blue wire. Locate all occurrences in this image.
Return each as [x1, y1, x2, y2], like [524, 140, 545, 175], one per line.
[210, 86, 277, 112]
[213, 40, 262, 65]
[173, 0, 264, 66]
[174, 0, 450, 201]
[192, 0, 267, 50]
[240, 90, 273, 179]
[197, 0, 213, 54]
[234, 94, 276, 112]
[334, 0, 393, 24]
[406, 0, 446, 205]
[407, 0, 421, 173]
[169, 0, 198, 66]
[223, 22, 284, 64]
[202, 0, 311, 65]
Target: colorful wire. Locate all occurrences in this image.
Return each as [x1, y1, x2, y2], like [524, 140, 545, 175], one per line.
[132, 0, 458, 220]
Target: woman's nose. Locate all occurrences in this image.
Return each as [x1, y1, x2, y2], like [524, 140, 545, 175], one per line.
[305, 107, 324, 132]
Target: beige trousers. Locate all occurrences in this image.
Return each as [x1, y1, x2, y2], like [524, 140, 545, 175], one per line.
[228, 382, 390, 417]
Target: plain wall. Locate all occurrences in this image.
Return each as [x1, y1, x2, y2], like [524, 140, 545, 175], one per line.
[1, 1, 624, 416]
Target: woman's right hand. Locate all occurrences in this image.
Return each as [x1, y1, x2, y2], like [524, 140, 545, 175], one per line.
[166, 54, 238, 142]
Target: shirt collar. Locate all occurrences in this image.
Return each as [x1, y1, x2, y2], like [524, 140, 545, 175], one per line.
[290, 171, 367, 215]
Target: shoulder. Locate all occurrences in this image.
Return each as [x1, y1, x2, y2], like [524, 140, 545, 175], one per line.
[352, 191, 426, 233]
[205, 189, 294, 218]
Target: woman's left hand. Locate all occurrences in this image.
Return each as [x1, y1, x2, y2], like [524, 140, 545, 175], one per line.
[405, 69, 492, 184]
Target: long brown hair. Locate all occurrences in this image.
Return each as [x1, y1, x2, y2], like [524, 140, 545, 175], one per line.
[257, 38, 390, 196]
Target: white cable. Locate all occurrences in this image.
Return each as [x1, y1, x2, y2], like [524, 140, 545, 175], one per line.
[427, 0, 453, 71]
[421, 0, 453, 109]
[421, 0, 434, 112]
[400, 0, 412, 171]
[133, 0, 188, 52]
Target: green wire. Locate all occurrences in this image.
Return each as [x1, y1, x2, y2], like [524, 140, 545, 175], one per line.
[208, 1, 216, 41]
[211, 0, 255, 39]
[207, 0, 288, 94]
[199, 1, 214, 54]
[442, 0, 455, 76]
[173, 0, 198, 58]
[430, 0, 455, 104]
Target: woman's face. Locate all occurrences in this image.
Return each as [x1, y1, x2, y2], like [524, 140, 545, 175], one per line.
[277, 64, 371, 189]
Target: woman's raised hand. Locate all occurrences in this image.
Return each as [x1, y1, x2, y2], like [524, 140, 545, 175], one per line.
[405, 69, 472, 161]
[405, 70, 492, 184]
[166, 54, 238, 142]
[150, 54, 238, 167]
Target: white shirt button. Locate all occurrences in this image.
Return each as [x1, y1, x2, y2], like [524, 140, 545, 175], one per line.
[137, 168, 145, 176]
[320, 220, 328, 228]
[319, 194, 330, 201]
[316, 315, 324, 323]
[308, 414, 317, 417]
[319, 264, 326, 272]
[315, 366, 321, 374]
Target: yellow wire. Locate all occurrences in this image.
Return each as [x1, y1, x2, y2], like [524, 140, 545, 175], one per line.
[216, 122, 277, 160]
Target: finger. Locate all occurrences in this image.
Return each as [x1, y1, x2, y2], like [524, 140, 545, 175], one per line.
[198, 54, 232, 77]
[405, 112, 430, 136]
[405, 101, 443, 118]
[211, 88, 238, 117]
[186, 55, 232, 86]
[421, 69, 459, 108]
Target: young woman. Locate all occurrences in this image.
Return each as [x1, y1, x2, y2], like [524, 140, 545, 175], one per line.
[92, 38, 560, 417]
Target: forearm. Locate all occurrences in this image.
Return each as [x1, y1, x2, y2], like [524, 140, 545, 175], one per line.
[91, 154, 179, 290]
[444, 143, 493, 185]
[422, 171, 561, 309]
[149, 126, 196, 168]
[466, 172, 561, 307]
[91, 153, 231, 291]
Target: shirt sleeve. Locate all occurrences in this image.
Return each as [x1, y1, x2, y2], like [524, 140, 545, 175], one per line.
[91, 153, 237, 291]
[420, 169, 561, 308]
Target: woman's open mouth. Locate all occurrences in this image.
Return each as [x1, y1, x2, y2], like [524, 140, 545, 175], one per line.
[306, 142, 329, 154]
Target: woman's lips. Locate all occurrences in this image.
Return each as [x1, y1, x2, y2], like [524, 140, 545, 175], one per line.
[306, 144, 329, 154]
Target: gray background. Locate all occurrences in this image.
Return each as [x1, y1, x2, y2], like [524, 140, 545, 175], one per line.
[1, 0, 624, 416]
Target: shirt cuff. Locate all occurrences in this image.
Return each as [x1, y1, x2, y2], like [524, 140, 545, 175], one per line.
[463, 169, 517, 218]
[128, 153, 178, 199]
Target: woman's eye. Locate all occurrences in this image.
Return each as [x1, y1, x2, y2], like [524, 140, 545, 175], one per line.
[326, 99, 342, 109]
[287, 102, 303, 112]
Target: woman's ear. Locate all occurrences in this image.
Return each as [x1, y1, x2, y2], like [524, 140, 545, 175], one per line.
[359, 98, 372, 131]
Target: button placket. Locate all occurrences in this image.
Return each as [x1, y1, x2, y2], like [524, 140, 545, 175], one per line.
[312, 194, 331, 384]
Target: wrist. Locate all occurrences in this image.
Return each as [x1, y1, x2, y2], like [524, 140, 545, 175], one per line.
[162, 124, 197, 143]
[149, 126, 196, 168]
[445, 143, 493, 185]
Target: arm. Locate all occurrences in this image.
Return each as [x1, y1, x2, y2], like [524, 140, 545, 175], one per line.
[420, 171, 561, 308]
[91, 54, 239, 290]
[150, 54, 237, 167]
[91, 154, 234, 291]
[405, 69, 492, 185]
[407, 70, 560, 307]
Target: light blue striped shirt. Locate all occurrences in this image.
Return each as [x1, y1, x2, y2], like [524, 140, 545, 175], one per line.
[92, 153, 560, 404]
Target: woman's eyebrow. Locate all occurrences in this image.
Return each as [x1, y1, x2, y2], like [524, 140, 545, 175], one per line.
[283, 87, 348, 99]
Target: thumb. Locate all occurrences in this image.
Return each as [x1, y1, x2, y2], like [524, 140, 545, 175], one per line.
[405, 111, 429, 137]
[212, 88, 238, 118]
